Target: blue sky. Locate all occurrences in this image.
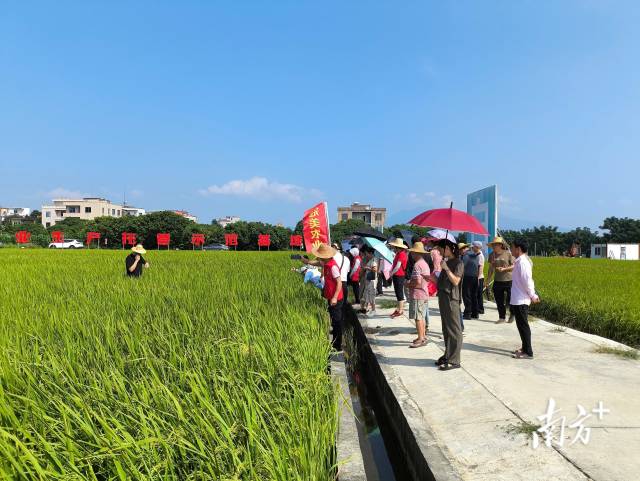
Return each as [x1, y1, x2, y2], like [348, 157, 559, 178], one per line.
[1, 1, 639, 229]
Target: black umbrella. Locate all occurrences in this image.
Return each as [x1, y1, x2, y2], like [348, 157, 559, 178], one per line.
[400, 229, 417, 247]
[353, 228, 386, 242]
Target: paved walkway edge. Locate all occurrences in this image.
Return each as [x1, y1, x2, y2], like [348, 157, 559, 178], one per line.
[348, 307, 463, 481]
[332, 353, 367, 481]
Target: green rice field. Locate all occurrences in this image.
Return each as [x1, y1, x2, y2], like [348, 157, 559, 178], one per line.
[530, 257, 640, 348]
[0, 250, 336, 480]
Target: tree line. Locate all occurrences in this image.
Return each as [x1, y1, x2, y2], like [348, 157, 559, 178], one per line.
[2, 212, 639, 256]
[0, 212, 295, 250]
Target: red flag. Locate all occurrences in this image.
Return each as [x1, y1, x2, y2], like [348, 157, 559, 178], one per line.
[302, 202, 330, 253]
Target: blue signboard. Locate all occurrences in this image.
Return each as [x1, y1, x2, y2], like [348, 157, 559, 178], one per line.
[467, 185, 497, 252]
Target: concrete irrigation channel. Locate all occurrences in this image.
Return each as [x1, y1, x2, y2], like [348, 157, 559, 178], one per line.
[334, 304, 457, 481]
[334, 289, 640, 481]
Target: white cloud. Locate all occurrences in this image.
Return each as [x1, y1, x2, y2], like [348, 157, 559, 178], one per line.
[46, 187, 86, 199]
[199, 177, 322, 203]
[398, 191, 456, 208]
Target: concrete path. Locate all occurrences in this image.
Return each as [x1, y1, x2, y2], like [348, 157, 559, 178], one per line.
[358, 289, 640, 481]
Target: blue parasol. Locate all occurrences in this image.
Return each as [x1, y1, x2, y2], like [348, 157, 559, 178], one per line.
[363, 236, 395, 263]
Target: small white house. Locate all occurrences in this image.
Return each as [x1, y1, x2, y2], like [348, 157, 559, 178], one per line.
[591, 243, 640, 260]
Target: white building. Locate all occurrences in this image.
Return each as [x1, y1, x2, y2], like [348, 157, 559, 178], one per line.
[122, 205, 146, 217]
[0, 207, 31, 221]
[41, 197, 142, 227]
[217, 216, 240, 228]
[173, 210, 198, 223]
[591, 243, 640, 261]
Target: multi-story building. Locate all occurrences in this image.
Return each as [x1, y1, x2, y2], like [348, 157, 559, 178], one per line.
[41, 197, 127, 227]
[217, 216, 240, 228]
[122, 205, 146, 217]
[173, 210, 198, 223]
[0, 207, 31, 222]
[337, 202, 386, 230]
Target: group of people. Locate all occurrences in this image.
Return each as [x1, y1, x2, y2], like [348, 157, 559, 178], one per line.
[306, 234, 539, 369]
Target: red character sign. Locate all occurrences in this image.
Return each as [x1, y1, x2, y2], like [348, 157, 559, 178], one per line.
[157, 233, 170, 249]
[191, 233, 205, 249]
[51, 231, 64, 243]
[15, 231, 31, 244]
[122, 232, 137, 249]
[86, 232, 101, 248]
[225, 233, 238, 249]
[302, 202, 330, 252]
[290, 235, 303, 249]
[258, 234, 271, 250]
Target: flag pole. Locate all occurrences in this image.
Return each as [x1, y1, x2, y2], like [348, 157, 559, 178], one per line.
[325, 201, 331, 245]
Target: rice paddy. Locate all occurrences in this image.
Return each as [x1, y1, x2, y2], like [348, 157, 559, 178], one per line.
[530, 257, 640, 348]
[0, 249, 337, 480]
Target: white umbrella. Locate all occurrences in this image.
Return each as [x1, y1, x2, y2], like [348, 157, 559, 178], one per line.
[427, 229, 457, 243]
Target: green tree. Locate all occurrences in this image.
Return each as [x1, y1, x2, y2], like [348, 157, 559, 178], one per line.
[0, 221, 49, 246]
[328, 219, 368, 244]
[135, 211, 193, 249]
[600, 217, 640, 243]
[47, 217, 91, 241]
[564, 227, 601, 257]
[385, 224, 430, 242]
[502, 226, 565, 256]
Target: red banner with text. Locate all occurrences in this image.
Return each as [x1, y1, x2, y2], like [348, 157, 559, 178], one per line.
[302, 202, 330, 253]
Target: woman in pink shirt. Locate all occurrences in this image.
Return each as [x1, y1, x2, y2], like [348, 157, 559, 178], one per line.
[428, 239, 443, 274]
[406, 242, 431, 348]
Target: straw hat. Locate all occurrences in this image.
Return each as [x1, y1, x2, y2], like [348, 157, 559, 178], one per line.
[131, 244, 146, 255]
[457, 242, 470, 250]
[311, 243, 337, 259]
[387, 238, 408, 249]
[408, 241, 427, 254]
[488, 236, 509, 248]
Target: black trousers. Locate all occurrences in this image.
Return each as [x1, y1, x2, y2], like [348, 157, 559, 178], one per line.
[462, 275, 479, 318]
[376, 275, 384, 295]
[477, 278, 485, 313]
[511, 304, 533, 356]
[438, 295, 463, 365]
[328, 299, 345, 350]
[349, 280, 360, 304]
[493, 281, 512, 320]
[392, 276, 405, 301]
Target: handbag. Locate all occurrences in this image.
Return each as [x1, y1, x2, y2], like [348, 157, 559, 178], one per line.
[366, 271, 376, 281]
[427, 280, 438, 297]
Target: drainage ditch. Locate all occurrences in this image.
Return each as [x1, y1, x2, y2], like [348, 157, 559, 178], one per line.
[342, 304, 436, 481]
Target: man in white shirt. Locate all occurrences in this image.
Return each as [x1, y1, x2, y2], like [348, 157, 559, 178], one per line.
[300, 244, 351, 286]
[333, 245, 351, 284]
[510, 240, 540, 359]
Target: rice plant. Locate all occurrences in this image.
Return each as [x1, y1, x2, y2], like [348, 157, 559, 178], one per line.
[530, 257, 640, 348]
[0, 250, 337, 480]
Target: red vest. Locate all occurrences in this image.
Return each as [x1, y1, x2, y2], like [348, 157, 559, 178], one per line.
[393, 250, 408, 277]
[351, 255, 362, 282]
[323, 259, 344, 301]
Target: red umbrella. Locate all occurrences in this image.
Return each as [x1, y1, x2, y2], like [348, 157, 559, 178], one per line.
[408, 205, 489, 235]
